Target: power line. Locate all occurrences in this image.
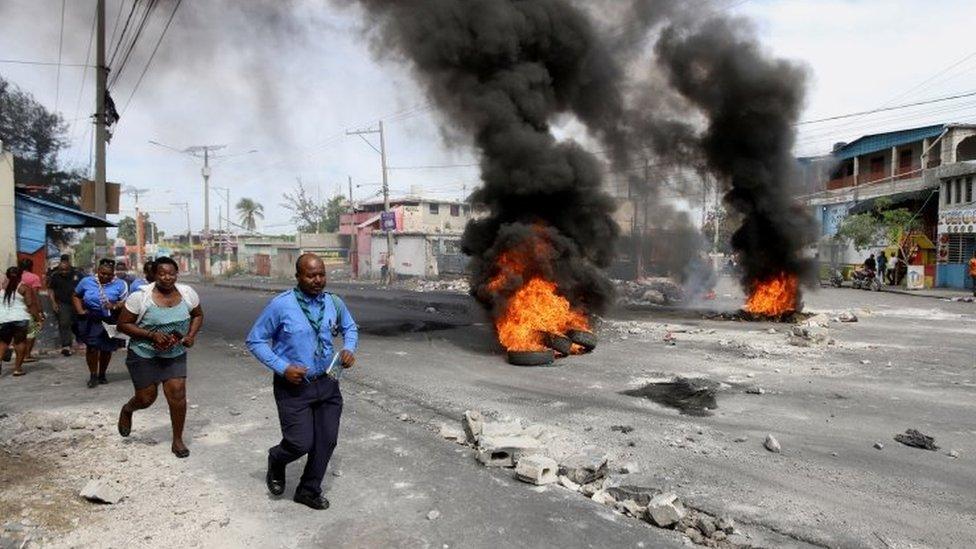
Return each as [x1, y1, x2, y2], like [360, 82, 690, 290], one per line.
[108, 0, 127, 56]
[120, 0, 182, 115]
[70, 5, 98, 143]
[108, 0, 139, 69]
[0, 59, 91, 68]
[387, 162, 479, 170]
[54, 0, 66, 112]
[110, 0, 159, 89]
[797, 89, 976, 125]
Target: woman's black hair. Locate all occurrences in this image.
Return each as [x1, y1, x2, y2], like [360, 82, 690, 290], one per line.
[143, 259, 156, 276]
[98, 258, 116, 268]
[4, 266, 23, 306]
[154, 256, 178, 272]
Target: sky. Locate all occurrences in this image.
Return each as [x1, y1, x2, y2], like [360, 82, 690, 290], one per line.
[1, 0, 975, 236]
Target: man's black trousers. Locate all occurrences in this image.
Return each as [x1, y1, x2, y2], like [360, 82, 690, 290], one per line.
[269, 374, 343, 496]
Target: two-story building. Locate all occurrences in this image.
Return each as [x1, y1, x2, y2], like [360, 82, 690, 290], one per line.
[339, 195, 473, 279]
[799, 123, 976, 288]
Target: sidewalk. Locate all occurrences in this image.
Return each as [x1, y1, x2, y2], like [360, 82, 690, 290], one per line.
[212, 277, 476, 314]
[884, 285, 976, 301]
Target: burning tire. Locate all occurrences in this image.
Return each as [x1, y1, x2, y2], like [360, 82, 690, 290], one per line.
[543, 332, 573, 356]
[507, 350, 555, 366]
[566, 329, 597, 352]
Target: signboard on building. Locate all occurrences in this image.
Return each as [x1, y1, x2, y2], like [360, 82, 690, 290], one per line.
[906, 265, 925, 290]
[380, 211, 396, 232]
[938, 207, 976, 234]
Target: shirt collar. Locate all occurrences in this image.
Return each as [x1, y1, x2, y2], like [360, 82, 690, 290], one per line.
[294, 288, 325, 305]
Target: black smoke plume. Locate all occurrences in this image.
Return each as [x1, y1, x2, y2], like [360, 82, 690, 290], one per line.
[346, 0, 627, 317]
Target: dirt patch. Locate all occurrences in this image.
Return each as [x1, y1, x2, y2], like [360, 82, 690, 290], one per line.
[621, 377, 719, 416]
[361, 319, 463, 336]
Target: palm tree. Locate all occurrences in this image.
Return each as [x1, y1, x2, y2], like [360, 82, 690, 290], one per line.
[236, 198, 264, 231]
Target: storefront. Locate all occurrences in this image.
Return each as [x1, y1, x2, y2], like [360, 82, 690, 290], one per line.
[935, 165, 976, 288]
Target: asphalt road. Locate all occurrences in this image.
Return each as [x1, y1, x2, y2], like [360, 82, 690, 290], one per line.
[3, 280, 975, 548]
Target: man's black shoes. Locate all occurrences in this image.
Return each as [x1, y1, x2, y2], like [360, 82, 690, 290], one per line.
[293, 491, 330, 510]
[266, 457, 285, 496]
[86, 376, 97, 389]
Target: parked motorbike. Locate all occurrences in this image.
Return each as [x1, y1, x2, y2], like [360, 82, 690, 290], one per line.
[851, 267, 881, 291]
[828, 268, 844, 288]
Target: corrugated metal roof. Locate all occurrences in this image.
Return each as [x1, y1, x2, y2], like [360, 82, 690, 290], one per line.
[833, 124, 945, 161]
[15, 193, 114, 254]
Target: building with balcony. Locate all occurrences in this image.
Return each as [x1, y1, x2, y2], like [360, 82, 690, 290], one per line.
[800, 123, 976, 287]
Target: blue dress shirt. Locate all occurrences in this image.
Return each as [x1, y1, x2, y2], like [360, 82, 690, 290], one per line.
[246, 289, 359, 379]
[74, 276, 129, 318]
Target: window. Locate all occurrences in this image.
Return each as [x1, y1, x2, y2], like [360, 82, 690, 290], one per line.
[462, 205, 470, 215]
[450, 204, 460, 217]
[944, 181, 951, 204]
[967, 177, 973, 203]
[957, 179, 964, 204]
[428, 203, 439, 215]
[899, 149, 913, 169]
[870, 156, 885, 173]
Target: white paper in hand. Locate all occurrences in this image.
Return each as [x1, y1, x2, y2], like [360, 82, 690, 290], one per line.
[325, 351, 344, 382]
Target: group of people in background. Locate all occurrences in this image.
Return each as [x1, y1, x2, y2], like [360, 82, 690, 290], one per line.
[863, 251, 906, 286]
[1, 255, 203, 459]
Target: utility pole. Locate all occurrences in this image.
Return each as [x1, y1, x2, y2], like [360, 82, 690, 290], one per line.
[347, 121, 394, 283]
[213, 186, 231, 268]
[94, 0, 107, 253]
[348, 175, 357, 279]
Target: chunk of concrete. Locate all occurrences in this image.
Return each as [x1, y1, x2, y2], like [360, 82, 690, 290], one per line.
[802, 313, 831, 328]
[558, 475, 580, 491]
[480, 419, 524, 438]
[591, 490, 615, 506]
[463, 410, 483, 443]
[515, 454, 558, 485]
[616, 498, 646, 518]
[558, 446, 608, 485]
[80, 479, 122, 504]
[764, 434, 781, 453]
[603, 474, 660, 506]
[438, 423, 466, 443]
[646, 492, 685, 528]
[476, 435, 541, 467]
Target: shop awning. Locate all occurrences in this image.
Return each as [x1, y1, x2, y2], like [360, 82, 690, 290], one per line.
[15, 192, 115, 254]
[847, 188, 938, 215]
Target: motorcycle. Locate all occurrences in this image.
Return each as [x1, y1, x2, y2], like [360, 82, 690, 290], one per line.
[828, 268, 844, 288]
[851, 267, 881, 291]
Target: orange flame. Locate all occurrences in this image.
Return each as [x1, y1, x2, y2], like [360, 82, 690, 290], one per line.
[744, 272, 799, 317]
[486, 234, 589, 351]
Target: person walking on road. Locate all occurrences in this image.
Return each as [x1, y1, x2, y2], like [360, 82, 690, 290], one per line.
[246, 253, 358, 510]
[969, 251, 976, 297]
[130, 260, 156, 293]
[864, 253, 876, 272]
[876, 251, 888, 286]
[116, 257, 203, 458]
[48, 255, 84, 356]
[72, 258, 129, 388]
[1, 267, 43, 376]
[18, 258, 43, 364]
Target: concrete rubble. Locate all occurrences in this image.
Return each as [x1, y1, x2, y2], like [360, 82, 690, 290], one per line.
[79, 479, 122, 504]
[764, 434, 782, 453]
[514, 455, 558, 485]
[646, 492, 685, 527]
[558, 447, 608, 485]
[613, 278, 685, 307]
[476, 435, 541, 467]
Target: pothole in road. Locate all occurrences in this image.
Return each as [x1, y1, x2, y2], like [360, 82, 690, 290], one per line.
[621, 377, 719, 416]
[360, 320, 464, 336]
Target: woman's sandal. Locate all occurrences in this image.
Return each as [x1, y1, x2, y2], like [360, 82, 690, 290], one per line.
[172, 446, 190, 459]
[117, 405, 132, 437]
[12, 369, 25, 377]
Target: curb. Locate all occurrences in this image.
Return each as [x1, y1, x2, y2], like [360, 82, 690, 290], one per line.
[212, 281, 476, 315]
[882, 288, 976, 301]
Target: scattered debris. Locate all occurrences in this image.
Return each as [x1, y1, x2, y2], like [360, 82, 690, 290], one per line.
[438, 423, 467, 443]
[558, 475, 580, 491]
[646, 492, 685, 528]
[424, 306, 438, 314]
[948, 449, 961, 459]
[837, 310, 858, 322]
[894, 429, 939, 451]
[476, 435, 541, 467]
[558, 447, 608, 485]
[873, 442, 884, 450]
[789, 324, 829, 346]
[763, 434, 781, 453]
[591, 490, 615, 505]
[463, 410, 483, 443]
[610, 425, 634, 434]
[426, 509, 441, 521]
[614, 278, 685, 307]
[745, 386, 765, 395]
[79, 479, 122, 504]
[663, 331, 676, 345]
[860, 359, 871, 365]
[515, 455, 558, 485]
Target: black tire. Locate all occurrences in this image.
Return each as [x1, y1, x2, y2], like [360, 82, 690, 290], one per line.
[566, 329, 597, 352]
[507, 350, 555, 366]
[543, 333, 573, 355]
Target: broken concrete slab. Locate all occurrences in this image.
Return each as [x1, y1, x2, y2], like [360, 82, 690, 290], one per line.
[480, 419, 524, 438]
[602, 474, 660, 506]
[79, 479, 122, 504]
[476, 435, 541, 467]
[764, 434, 781, 453]
[837, 310, 858, 322]
[894, 428, 939, 450]
[646, 492, 685, 528]
[801, 313, 831, 328]
[438, 423, 467, 443]
[463, 410, 483, 443]
[615, 498, 646, 518]
[558, 475, 581, 491]
[558, 446, 608, 485]
[515, 455, 558, 485]
[590, 490, 614, 506]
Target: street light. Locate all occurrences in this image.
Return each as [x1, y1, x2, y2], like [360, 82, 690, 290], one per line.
[170, 202, 193, 274]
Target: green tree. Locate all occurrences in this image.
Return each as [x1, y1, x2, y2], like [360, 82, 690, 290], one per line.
[0, 76, 82, 208]
[836, 198, 921, 252]
[115, 215, 158, 245]
[281, 179, 347, 232]
[236, 197, 264, 230]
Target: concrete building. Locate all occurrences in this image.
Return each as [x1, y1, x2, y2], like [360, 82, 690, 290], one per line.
[237, 232, 348, 279]
[799, 123, 976, 288]
[935, 161, 976, 288]
[340, 196, 471, 279]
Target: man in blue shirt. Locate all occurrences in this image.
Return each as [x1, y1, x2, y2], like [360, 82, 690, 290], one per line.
[246, 253, 358, 510]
